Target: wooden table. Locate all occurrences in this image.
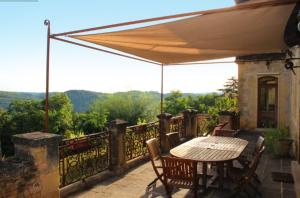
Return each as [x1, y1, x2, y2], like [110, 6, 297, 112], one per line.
[170, 136, 248, 190]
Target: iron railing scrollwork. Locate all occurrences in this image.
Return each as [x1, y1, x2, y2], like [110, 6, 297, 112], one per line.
[196, 114, 211, 137]
[125, 121, 160, 161]
[170, 115, 185, 137]
[59, 131, 110, 187]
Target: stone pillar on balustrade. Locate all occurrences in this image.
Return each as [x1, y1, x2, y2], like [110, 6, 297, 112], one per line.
[108, 119, 128, 174]
[157, 113, 172, 153]
[12, 132, 61, 198]
[182, 109, 198, 139]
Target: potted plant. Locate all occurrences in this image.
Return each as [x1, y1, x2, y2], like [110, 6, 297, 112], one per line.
[264, 127, 293, 157]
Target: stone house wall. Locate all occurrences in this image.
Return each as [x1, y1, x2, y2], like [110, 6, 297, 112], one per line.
[238, 59, 292, 129]
[238, 48, 300, 160]
[288, 48, 300, 161]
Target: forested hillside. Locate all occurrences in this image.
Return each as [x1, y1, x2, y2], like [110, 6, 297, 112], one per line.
[0, 90, 194, 112]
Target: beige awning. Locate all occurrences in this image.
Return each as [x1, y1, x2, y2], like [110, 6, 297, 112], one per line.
[70, 1, 297, 64]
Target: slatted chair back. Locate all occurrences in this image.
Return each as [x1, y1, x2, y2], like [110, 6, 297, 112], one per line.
[246, 146, 265, 179]
[161, 156, 197, 182]
[166, 132, 180, 149]
[146, 138, 163, 186]
[161, 156, 199, 197]
[146, 138, 161, 161]
[213, 129, 237, 137]
[253, 136, 265, 155]
[211, 122, 228, 136]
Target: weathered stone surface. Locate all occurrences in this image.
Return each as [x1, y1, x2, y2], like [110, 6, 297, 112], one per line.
[238, 47, 300, 160]
[0, 157, 40, 198]
[109, 119, 128, 172]
[1, 132, 61, 198]
[182, 109, 198, 138]
[157, 113, 173, 152]
[12, 131, 60, 148]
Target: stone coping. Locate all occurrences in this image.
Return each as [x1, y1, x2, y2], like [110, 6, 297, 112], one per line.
[12, 131, 61, 147]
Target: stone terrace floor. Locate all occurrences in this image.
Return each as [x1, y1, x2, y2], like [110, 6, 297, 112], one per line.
[67, 132, 299, 198]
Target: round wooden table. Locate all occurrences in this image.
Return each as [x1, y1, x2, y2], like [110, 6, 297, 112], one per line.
[170, 136, 248, 162]
[170, 136, 248, 190]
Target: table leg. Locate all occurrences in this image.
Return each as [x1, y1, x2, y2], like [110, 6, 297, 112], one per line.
[202, 162, 207, 193]
[217, 162, 224, 189]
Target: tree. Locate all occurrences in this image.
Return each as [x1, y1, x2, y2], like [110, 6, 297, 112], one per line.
[164, 90, 188, 115]
[91, 92, 159, 125]
[218, 77, 238, 99]
[46, 93, 73, 135]
[72, 110, 108, 134]
[7, 100, 44, 133]
[0, 108, 13, 156]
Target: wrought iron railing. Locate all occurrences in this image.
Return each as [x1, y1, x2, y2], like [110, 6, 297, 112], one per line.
[170, 115, 185, 137]
[196, 114, 212, 137]
[59, 131, 110, 187]
[125, 121, 160, 161]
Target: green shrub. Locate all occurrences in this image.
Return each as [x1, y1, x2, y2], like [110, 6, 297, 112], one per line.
[264, 127, 289, 152]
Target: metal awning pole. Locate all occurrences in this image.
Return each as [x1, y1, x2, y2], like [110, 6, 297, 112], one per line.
[160, 64, 164, 114]
[44, 20, 51, 132]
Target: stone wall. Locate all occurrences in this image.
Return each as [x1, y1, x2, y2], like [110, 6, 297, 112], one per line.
[0, 132, 61, 198]
[238, 59, 292, 129]
[287, 47, 300, 160]
[238, 48, 300, 160]
[0, 158, 40, 197]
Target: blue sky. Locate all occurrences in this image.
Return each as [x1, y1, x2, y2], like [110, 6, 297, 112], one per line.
[0, 0, 237, 93]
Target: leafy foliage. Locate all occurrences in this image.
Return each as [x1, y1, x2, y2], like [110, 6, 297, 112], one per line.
[91, 91, 159, 125]
[164, 90, 188, 115]
[72, 111, 108, 135]
[264, 127, 290, 152]
[0, 94, 75, 156]
[47, 93, 74, 135]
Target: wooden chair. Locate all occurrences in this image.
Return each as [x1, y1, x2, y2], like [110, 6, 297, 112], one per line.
[166, 132, 180, 150]
[146, 138, 164, 187]
[238, 136, 265, 183]
[161, 156, 200, 198]
[228, 146, 266, 198]
[211, 122, 228, 136]
[213, 129, 238, 137]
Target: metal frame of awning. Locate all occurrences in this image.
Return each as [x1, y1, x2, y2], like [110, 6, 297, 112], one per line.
[43, 0, 299, 132]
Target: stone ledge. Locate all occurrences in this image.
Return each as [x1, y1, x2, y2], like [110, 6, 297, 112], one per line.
[12, 132, 61, 147]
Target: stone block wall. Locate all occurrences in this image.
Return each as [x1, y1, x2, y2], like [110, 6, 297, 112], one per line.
[238, 59, 292, 129]
[0, 132, 61, 198]
[287, 47, 300, 160]
[238, 48, 300, 160]
[0, 158, 40, 197]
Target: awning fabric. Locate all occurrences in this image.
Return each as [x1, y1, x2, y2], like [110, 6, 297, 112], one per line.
[71, 1, 296, 64]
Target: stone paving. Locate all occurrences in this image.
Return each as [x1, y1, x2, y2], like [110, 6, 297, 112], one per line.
[68, 132, 298, 198]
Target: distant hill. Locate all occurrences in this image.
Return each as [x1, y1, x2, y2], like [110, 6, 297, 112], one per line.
[0, 90, 208, 112]
[0, 90, 105, 112]
[65, 90, 105, 112]
[0, 91, 44, 109]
